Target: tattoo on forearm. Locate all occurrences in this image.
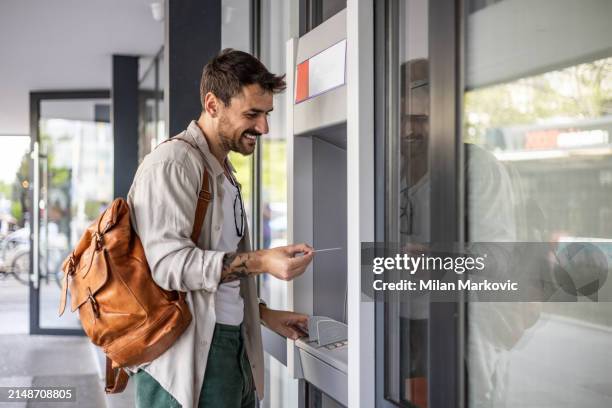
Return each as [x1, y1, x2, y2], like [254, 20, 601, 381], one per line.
[221, 252, 251, 282]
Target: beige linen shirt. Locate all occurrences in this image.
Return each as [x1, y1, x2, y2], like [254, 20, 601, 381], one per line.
[127, 121, 264, 408]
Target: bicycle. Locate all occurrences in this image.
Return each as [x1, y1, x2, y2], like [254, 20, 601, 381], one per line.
[0, 229, 64, 287]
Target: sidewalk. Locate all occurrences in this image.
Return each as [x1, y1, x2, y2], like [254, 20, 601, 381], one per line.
[0, 279, 134, 407]
[0, 334, 104, 407]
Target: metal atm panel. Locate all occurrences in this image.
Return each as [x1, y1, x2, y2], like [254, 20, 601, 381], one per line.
[312, 135, 347, 323]
[289, 8, 348, 408]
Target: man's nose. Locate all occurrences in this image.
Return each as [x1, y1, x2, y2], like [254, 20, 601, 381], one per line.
[254, 115, 269, 135]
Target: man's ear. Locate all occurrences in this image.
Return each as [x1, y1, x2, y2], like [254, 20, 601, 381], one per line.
[204, 92, 220, 118]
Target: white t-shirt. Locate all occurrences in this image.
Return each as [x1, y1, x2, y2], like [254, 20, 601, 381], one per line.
[214, 175, 244, 326]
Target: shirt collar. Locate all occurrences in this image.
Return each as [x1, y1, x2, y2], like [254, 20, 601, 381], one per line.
[186, 120, 226, 178]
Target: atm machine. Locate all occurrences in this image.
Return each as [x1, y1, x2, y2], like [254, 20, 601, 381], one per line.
[286, 8, 349, 408]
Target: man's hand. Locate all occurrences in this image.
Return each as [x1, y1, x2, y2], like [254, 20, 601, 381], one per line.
[260, 305, 309, 340]
[257, 244, 314, 281]
[220, 243, 314, 283]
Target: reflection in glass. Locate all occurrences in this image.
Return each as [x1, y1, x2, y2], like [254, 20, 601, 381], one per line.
[386, 0, 430, 406]
[38, 99, 113, 329]
[465, 1, 612, 406]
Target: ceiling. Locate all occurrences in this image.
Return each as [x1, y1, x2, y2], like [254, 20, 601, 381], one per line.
[0, 0, 163, 136]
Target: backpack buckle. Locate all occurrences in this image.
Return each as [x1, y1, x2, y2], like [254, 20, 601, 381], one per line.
[87, 287, 100, 319]
[67, 256, 76, 275]
[93, 232, 104, 251]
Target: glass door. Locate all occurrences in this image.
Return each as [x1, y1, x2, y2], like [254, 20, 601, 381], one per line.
[29, 91, 112, 335]
[464, 1, 612, 406]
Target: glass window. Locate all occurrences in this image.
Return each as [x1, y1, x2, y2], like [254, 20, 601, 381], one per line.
[138, 58, 157, 161]
[301, 0, 346, 33]
[38, 98, 113, 330]
[320, 0, 346, 21]
[157, 51, 165, 142]
[259, 0, 292, 307]
[222, 0, 252, 51]
[138, 50, 165, 162]
[384, 0, 430, 406]
[465, 0, 612, 406]
[0, 136, 31, 334]
[222, 0, 254, 236]
[259, 1, 296, 407]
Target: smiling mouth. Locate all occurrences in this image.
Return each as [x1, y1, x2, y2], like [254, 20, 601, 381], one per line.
[243, 132, 260, 142]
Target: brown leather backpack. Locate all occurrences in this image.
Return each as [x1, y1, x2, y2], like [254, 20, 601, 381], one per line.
[58, 137, 210, 393]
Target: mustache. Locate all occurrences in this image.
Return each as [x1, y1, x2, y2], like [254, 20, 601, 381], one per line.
[243, 129, 262, 137]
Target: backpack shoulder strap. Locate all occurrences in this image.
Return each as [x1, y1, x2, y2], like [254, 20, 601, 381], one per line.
[159, 135, 212, 244]
[191, 167, 211, 243]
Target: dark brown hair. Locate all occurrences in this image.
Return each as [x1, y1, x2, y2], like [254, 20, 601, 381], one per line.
[200, 48, 286, 108]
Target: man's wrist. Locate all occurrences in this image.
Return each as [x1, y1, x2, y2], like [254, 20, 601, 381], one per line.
[248, 250, 265, 275]
[220, 252, 254, 282]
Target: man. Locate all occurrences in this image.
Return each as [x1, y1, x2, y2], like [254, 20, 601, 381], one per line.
[127, 49, 315, 408]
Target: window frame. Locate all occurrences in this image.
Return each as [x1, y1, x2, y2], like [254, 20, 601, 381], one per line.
[374, 0, 466, 407]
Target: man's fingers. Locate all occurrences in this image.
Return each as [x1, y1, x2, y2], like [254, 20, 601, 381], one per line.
[280, 325, 302, 340]
[284, 257, 313, 280]
[293, 326, 308, 338]
[295, 320, 309, 333]
[288, 252, 314, 269]
[285, 243, 313, 256]
[289, 313, 309, 325]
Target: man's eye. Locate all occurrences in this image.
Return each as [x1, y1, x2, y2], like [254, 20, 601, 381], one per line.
[246, 113, 257, 119]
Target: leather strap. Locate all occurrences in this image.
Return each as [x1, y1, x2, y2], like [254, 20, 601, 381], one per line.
[162, 135, 212, 306]
[160, 134, 212, 244]
[105, 357, 129, 394]
[191, 168, 211, 243]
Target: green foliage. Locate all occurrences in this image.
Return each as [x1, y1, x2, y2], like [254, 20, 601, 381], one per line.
[228, 140, 288, 206]
[0, 181, 11, 199]
[465, 57, 612, 144]
[261, 140, 287, 203]
[11, 201, 22, 221]
[84, 200, 104, 221]
[229, 152, 253, 204]
[51, 168, 70, 186]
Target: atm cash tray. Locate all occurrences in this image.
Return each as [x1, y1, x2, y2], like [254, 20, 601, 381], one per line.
[295, 318, 348, 406]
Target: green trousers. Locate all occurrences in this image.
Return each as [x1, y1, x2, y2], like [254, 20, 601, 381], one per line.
[134, 323, 256, 408]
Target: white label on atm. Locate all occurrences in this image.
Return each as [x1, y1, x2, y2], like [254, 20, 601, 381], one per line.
[295, 39, 347, 104]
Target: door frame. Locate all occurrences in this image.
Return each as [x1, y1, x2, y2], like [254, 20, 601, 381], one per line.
[28, 90, 109, 336]
[373, 0, 465, 406]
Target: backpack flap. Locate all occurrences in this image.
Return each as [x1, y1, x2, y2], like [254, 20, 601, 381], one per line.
[58, 200, 122, 316]
[69, 244, 109, 313]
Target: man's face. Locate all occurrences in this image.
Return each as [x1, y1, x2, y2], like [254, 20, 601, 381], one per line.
[216, 84, 273, 156]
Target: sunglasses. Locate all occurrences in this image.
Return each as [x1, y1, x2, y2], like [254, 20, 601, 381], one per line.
[225, 163, 245, 238]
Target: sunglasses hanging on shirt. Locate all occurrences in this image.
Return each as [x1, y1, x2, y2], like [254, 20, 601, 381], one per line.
[224, 160, 245, 238]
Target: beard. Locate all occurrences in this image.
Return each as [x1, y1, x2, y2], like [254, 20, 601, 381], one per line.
[218, 114, 260, 156]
